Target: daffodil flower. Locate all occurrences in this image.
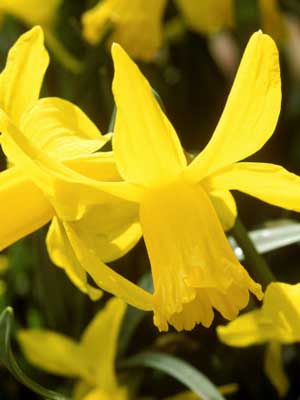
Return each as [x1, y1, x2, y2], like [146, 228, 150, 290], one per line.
[217, 282, 300, 396]
[49, 31, 299, 331]
[81, 0, 167, 61]
[83, 30, 300, 332]
[81, 0, 286, 61]
[0, 0, 61, 30]
[174, 0, 234, 35]
[0, 27, 146, 302]
[3, 29, 300, 332]
[175, 0, 285, 40]
[18, 298, 128, 400]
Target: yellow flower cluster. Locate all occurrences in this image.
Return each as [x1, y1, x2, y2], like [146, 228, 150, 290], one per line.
[81, 0, 285, 60]
[1, 3, 300, 397]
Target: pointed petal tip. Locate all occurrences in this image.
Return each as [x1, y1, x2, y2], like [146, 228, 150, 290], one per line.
[111, 42, 130, 66]
[28, 25, 45, 41]
[111, 42, 122, 57]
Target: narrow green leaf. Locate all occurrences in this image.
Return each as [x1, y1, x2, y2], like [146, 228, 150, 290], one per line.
[120, 351, 225, 400]
[0, 307, 70, 400]
[229, 220, 300, 260]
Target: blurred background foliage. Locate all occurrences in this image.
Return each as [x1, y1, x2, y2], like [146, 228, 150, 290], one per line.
[2, 0, 300, 399]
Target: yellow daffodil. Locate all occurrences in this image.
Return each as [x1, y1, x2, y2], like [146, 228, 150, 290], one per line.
[85, 30, 300, 332]
[174, 0, 234, 35]
[3, 29, 300, 332]
[18, 298, 128, 400]
[49, 31, 298, 331]
[81, 0, 285, 61]
[82, 0, 167, 61]
[175, 0, 285, 40]
[0, 27, 145, 302]
[217, 282, 300, 396]
[0, 0, 61, 29]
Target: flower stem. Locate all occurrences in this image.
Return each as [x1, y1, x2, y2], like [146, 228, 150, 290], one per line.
[230, 218, 275, 288]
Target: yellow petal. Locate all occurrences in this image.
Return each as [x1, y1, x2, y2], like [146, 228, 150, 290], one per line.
[0, 26, 49, 124]
[0, 167, 53, 251]
[82, 389, 111, 400]
[18, 329, 91, 380]
[218, 282, 300, 346]
[81, 298, 126, 390]
[83, 387, 128, 400]
[139, 179, 262, 331]
[175, 0, 233, 35]
[208, 190, 237, 231]
[112, 43, 187, 186]
[205, 162, 300, 212]
[62, 197, 141, 263]
[20, 97, 111, 160]
[64, 152, 121, 181]
[185, 31, 281, 181]
[217, 309, 270, 347]
[0, 0, 60, 27]
[262, 282, 300, 343]
[46, 217, 102, 301]
[264, 341, 289, 397]
[0, 112, 143, 221]
[82, 0, 166, 61]
[53, 218, 153, 310]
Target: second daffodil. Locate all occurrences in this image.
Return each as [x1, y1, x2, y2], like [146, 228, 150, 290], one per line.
[217, 282, 300, 396]
[0, 27, 145, 303]
[97, 30, 300, 332]
[47, 31, 300, 332]
[18, 298, 128, 400]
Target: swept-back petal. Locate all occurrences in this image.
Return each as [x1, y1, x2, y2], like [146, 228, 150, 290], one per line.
[20, 97, 111, 160]
[265, 341, 289, 397]
[139, 179, 262, 331]
[81, 298, 126, 390]
[204, 162, 300, 211]
[0, 166, 53, 250]
[65, 152, 120, 182]
[46, 217, 102, 301]
[217, 309, 270, 346]
[0, 26, 49, 124]
[186, 31, 281, 181]
[218, 282, 300, 346]
[263, 282, 300, 343]
[60, 219, 153, 311]
[208, 189, 237, 231]
[112, 43, 187, 186]
[0, 112, 143, 221]
[18, 330, 91, 380]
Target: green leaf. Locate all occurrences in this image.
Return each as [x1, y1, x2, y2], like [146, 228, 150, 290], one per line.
[120, 351, 225, 400]
[229, 219, 300, 261]
[0, 307, 70, 400]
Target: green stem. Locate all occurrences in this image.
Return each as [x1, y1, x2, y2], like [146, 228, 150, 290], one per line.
[230, 218, 275, 288]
